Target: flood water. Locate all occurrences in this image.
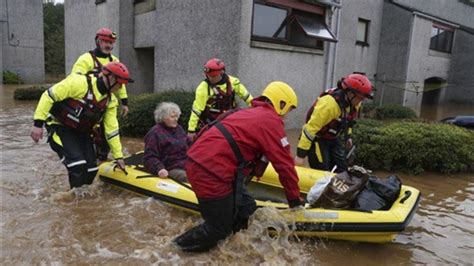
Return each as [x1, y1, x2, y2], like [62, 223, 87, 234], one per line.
[1, 84, 473, 264]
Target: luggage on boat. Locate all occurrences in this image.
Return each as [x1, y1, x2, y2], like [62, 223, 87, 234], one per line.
[352, 175, 402, 211]
[312, 167, 369, 209]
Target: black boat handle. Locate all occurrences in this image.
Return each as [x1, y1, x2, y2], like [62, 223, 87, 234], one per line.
[399, 190, 412, 204]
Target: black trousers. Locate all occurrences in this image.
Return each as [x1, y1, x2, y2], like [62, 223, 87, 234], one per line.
[174, 188, 257, 252]
[308, 138, 347, 173]
[94, 122, 110, 161]
[48, 125, 98, 188]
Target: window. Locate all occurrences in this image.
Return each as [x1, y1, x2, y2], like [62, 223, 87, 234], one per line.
[251, 0, 337, 50]
[134, 0, 156, 14]
[356, 18, 369, 46]
[95, 0, 106, 4]
[429, 24, 454, 53]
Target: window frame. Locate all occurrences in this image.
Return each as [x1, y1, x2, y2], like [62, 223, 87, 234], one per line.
[251, 0, 336, 50]
[356, 18, 370, 46]
[429, 23, 454, 54]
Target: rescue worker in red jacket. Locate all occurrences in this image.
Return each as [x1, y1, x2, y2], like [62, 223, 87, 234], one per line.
[294, 74, 373, 172]
[187, 58, 253, 139]
[30, 62, 133, 189]
[71, 28, 129, 161]
[174, 81, 303, 252]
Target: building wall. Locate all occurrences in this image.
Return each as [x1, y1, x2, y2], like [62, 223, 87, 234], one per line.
[335, 0, 384, 84]
[1, 0, 44, 83]
[447, 29, 474, 104]
[376, 1, 412, 105]
[64, 0, 152, 93]
[404, 15, 451, 112]
[65, 0, 120, 74]
[391, 0, 474, 106]
[393, 0, 474, 27]
[0, 1, 4, 83]
[236, 0, 329, 129]
[152, 0, 241, 92]
[118, 0, 154, 93]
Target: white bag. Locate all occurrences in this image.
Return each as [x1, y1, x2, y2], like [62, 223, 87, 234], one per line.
[306, 166, 337, 205]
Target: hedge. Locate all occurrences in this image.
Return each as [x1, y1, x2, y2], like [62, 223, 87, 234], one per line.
[3, 71, 24, 84]
[360, 103, 417, 120]
[13, 85, 51, 100]
[353, 119, 474, 173]
[120, 90, 195, 137]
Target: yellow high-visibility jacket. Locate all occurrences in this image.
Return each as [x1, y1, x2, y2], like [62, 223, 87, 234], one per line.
[187, 75, 253, 132]
[296, 94, 360, 158]
[33, 74, 123, 159]
[71, 51, 128, 103]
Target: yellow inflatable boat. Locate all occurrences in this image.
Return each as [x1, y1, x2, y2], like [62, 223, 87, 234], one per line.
[98, 152, 420, 243]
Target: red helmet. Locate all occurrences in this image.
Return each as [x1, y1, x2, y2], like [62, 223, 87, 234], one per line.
[102, 62, 134, 84]
[203, 58, 225, 77]
[95, 28, 117, 43]
[341, 74, 373, 99]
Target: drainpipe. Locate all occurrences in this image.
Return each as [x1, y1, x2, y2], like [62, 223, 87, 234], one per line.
[331, 2, 341, 86]
[323, 1, 341, 90]
[5, 0, 20, 47]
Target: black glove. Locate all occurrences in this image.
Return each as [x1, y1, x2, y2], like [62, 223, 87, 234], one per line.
[288, 197, 303, 208]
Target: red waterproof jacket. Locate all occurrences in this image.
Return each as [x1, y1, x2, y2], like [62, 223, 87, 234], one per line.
[186, 99, 300, 201]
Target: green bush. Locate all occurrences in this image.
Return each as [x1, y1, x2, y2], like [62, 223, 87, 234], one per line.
[3, 71, 24, 84]
[375, 104, 417, 120]
[13, 85, 52, 100]
[359, 103, 377, 118]
[353, 121, 474, 174]
[120, 90, 195, 137]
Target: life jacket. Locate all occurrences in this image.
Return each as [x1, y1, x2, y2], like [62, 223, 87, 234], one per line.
[50, 75, 110, 133]
[87, 50, 113, 75]
[305, 88, 358, 140]
[199, 75, 235, 126]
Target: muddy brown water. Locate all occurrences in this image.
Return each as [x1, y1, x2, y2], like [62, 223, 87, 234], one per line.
[1, 84, 473, 264]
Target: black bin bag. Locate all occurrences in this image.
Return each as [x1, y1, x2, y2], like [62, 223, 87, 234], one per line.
[352, 175, 402, 211]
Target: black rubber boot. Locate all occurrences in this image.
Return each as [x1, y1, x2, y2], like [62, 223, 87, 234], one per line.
[174, 194, 234, 252]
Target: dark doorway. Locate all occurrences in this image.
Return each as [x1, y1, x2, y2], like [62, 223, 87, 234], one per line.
[420, 77, 447, 120]
[133, 48, 154, 94]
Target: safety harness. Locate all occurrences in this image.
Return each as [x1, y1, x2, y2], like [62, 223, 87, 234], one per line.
[305, 88, 358, 140]
[198, 74, 235, 128]
[49, 75, 110, 133]
[196, 109, 252, 217]
[87, 50, 113, 75]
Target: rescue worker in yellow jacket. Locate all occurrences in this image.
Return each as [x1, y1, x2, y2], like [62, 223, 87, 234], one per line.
[71, 28, 129, 114]
[71, 28, 129, 160]
[187, 58, 253, 139]
[30, 62, 133, 189]
[294, 74, 373, 173]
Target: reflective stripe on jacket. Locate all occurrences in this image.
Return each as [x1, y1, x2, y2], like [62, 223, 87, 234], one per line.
[187, 75, 253, 132]
[34, 73, 123, 159]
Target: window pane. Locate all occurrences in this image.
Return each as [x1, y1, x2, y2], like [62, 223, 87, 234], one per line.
[437, 29, 445, 50]
[357, 20, 367, 42]
[444, 31, 453, 52]
[289, 18, 320, 47]
[430, 27, 438, 49]
[294, 14, 337, 42]
[252, 4, 288, 39]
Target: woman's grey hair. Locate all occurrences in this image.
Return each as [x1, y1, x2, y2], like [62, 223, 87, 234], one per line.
[154, 102, 181, 123]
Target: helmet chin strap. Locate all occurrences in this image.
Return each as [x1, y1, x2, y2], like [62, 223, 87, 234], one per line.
[104, 74, 117, 93]
[346, 90, 358, 107]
